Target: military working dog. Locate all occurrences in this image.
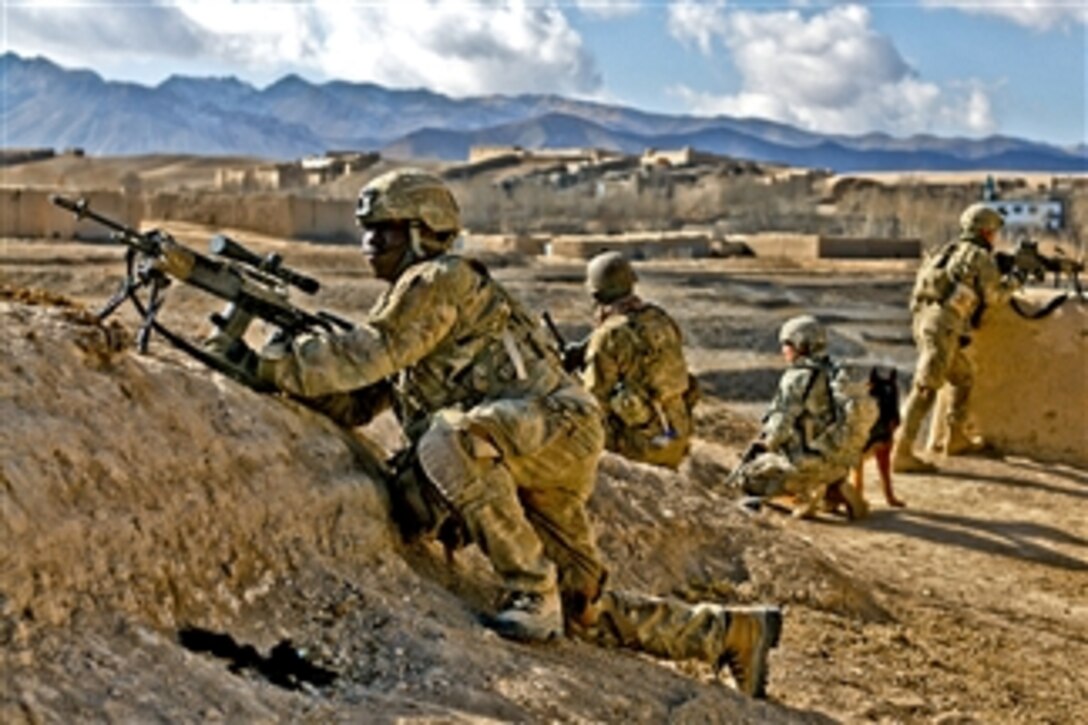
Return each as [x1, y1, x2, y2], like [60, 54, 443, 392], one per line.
[826, 367, 906, 513]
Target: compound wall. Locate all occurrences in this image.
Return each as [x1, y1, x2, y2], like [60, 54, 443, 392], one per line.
[148, 192, 356, 243]
[742, 232, 921, 259]
[931, 289, 1087, 468]
[0, 187, 140, 240]
[547, 231, 712, 260]
[1, 187, 358, 244]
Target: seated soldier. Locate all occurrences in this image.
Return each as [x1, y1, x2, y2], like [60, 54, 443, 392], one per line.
[567, 251, 698, 470]
[730, 315, 868, 519]
[252, 169, 783, 698]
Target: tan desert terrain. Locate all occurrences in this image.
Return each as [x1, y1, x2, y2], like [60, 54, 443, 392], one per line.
[1, 176, 1086, 722]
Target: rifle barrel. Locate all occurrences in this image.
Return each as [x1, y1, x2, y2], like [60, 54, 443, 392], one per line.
[541, 311, 566, 349]
[50, 194, 142, 239]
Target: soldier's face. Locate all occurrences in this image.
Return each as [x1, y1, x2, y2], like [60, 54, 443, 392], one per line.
[360, 222, 410, 281]
[782, 343, 800, 363]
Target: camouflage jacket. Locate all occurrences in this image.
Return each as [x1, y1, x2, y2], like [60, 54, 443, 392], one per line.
[761, 354, 836, 460]
[911, 234, 1018, 327]
[582, 296, 696, 465]
[264, 254, 568, 440]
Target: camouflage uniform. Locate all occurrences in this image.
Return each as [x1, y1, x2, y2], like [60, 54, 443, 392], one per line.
[894, 203, 1020, 470]
[736, 354, 849, 503]
[258, 169, 781, 697]
[732, 316, 867, 517]
[583, 296, 696, 470]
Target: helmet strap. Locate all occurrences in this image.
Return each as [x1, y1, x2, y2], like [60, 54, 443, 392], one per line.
[409, 222, 426, 257]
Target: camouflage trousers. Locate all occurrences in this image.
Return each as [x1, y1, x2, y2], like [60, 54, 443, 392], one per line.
[911, 303, 974, 423]
[571, 590, 739, 664]
[416, 383, 608, 603]
[413, 385, 747, 663]
[734, 451, 850, 509]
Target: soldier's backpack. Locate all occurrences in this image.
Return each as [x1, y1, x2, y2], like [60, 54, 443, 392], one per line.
[606, 302, 695, 427]
[808, 362, 884, 468]
[912, 240, 960, 306]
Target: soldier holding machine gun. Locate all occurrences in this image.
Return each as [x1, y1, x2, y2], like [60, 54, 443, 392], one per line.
[50, 194, 352, 391]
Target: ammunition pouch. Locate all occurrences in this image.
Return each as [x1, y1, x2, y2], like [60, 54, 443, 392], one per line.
[608, 383, 653, 428]
[387, 448, 468, 552]
[946, 283, 979, 320]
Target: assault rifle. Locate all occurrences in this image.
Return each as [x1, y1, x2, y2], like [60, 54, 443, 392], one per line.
[51, 195, 353, 391]
[724, 440, 766, 488]
[996, 236, 1084, 296]
[541, 310, 586, 373]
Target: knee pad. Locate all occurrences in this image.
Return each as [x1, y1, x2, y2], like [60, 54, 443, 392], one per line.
[417, 413, 505, 509]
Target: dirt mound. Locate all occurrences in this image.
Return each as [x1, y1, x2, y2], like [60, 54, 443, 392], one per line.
[0, 290, 849, 722]
[0, 291, 395, 633]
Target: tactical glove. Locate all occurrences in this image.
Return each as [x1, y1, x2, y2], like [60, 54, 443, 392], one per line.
[562, 339, 588, 373]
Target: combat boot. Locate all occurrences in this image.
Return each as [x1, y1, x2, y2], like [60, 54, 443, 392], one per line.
[488, 589, 563, 644]
[891, 445, 937, 474]
[943, 426, 988, 456]
[835, 481, 869, 520]
[715, 606, 783, 699]
[894, 386, 937, 474]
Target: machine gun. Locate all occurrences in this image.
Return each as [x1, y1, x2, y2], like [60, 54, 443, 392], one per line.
[51, 195, 352, 391]
[996, 236, 1084, 296]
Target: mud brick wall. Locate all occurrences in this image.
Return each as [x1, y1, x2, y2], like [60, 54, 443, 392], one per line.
[0, 187, 140, 240]
[547, 232, 712, 259]
[931, 289, 1087, 468]
[461, 233, 548, 255]
[743, 232, 921, 259]
[147, 192, 356, 242]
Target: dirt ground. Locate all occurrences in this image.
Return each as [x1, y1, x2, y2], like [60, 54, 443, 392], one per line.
[1, 228, 1086, 724]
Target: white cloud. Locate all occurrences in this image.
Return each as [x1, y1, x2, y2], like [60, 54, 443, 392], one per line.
[919, 0, 1088, 31]
[4, 0, 602, 97]
[3, 0, 214, 66]
[574, 0, 642, 19]
[667, 0, 731, 55]
[667, 2, 997, 137]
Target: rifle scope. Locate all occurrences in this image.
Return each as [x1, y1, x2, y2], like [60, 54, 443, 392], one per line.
[209, 234, 320, 295]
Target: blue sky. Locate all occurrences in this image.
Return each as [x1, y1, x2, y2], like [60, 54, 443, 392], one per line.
[3, 1, 1085, 146]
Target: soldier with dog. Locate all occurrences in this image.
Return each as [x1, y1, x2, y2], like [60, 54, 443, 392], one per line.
[729, 315, 871, 520]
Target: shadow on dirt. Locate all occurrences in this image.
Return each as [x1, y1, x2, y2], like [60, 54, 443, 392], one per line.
[178, 627, 338, 691]
[938, 467, 1088, 500]
[862, 510, 1088, 571]
[697, 367, 782, 402]
[1001, 457, 1088, 488]
[685, 319, 782, 353]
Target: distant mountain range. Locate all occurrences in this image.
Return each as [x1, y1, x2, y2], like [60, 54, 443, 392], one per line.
[2, 52, 1085, 172]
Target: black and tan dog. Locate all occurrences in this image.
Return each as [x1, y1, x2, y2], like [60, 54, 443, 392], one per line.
[826, 367, 906, 513]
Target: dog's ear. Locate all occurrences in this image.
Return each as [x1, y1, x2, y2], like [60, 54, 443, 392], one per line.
[869, 366, 881, 384]
[889, 368, 897, 383]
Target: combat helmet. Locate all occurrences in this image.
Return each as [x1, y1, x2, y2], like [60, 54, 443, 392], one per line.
[355, 168, 461, 243]
[959, 203, 1004, 238]
[778, 315, 827, 355]
[586, 251, 637, 304]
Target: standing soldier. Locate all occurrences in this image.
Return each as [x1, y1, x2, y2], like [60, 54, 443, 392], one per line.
[892, 203, 1021, 473]
[730, 315, 869, 519]
[566, 251, 698, 470]
[252, 169, 782, 698]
